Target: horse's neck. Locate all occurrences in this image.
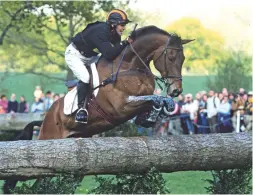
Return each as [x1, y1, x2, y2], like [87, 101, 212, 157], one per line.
[122, 36, 160, 70]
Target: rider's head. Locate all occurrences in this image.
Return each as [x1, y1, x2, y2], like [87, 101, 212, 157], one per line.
[106, 9, 131, 36]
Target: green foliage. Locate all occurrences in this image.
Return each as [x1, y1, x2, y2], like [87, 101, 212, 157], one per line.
[89, 167, 170, 194]
[205, 167, 252, 194]
[101, 121, 150, 137]
[103, 122, 137, 137]
[0, 1, 139, 80]
[12, 174, 82, 194]
[0, 131, 19, 141]
[207, 50, 252, 92]
[0, 2, 39, 44]
[164, 17, 226, 74]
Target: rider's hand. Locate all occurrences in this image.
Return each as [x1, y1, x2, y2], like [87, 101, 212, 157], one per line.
[126, 37, 133, 44]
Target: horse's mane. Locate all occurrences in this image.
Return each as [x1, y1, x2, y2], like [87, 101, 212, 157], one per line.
[134, 25, 180, 40]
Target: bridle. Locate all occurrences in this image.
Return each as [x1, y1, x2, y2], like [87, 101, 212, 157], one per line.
[129, 36, 183, 90]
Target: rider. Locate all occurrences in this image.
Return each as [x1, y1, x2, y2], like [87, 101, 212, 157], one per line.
[65, 9, 133, 123]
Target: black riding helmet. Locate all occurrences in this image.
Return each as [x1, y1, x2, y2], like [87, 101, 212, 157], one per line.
[106, 9, 131, 25]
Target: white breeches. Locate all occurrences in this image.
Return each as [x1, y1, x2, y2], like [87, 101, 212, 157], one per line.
[65, 44, 92, 83]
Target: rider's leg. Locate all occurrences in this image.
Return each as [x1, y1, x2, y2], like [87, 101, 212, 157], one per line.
[65, 44, 91, 123]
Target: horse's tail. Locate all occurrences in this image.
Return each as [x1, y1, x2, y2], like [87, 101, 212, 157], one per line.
[13, 120, 43, 141]
[2, 120, 43, 194]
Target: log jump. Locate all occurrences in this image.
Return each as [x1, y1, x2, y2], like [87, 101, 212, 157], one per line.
[0, 132, 251, 179]
[0, 113, 44, 131]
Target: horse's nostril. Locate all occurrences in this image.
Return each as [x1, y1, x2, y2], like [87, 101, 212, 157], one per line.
[173, 89, 179, 94]
[171, 88, 182, 97]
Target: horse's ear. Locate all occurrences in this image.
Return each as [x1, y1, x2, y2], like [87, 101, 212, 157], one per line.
[182, 39, 195, 45]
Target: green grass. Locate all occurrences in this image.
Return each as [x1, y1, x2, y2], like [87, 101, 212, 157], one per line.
[163, 171, 212, 194]
[0, 171, 212, 194]
[75, 171, 212, 194]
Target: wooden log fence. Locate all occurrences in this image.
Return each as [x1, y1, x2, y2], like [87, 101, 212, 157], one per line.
[0, 132, 251, 179]
[0, 113, 44, 131]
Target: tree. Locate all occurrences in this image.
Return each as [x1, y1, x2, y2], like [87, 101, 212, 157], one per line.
[164, 17, 226, 74]
[0, 1, 36, 45]
[0, 1, 140, 80]
[207, 50, 252, 92]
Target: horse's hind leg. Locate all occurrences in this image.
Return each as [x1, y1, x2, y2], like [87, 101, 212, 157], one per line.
[2, 179, 18, 194]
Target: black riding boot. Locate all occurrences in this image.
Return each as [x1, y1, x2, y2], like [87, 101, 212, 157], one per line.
[75, 81, 89, 123]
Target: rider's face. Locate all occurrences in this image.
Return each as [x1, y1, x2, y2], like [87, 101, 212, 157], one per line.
[115, 24, 126, 36]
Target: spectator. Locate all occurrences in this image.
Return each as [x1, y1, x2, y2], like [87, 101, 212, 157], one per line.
[53, 94, 60, 102]
[239, 88, 245, 97]
[193, 92, 201, 124]
[244, 91, 252, 131]
[167, 101, 183, 135]
[245, 91, 253, 115]
[228, 92, 235, 105]
[34, 85, 43, 99]
[44, 91, 53, 111]
[8, 93, 18, 113]
[218, 93, 224, 101]
[193, 93, 201, 106]
[197, 94, 208, 134]
[232, 106, 247, 132]
[18, 95, 29, 113]
[222, 88, 228, 97]
[231, 94, 245, 115]
[31, 97, 44, 113]
[207, 90, 220, 133]
[199, 90, 207, 97]
[0, 94, 8, 113]
[217, 96, 232, 133]
[0, 105, 5, 114]
[181, 93, 197, 134]
[242, 93, 248, 102]
[177, 94, 185, 109]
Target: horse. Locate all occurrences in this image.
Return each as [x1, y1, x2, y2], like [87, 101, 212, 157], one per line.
[3, 25, 193, 193]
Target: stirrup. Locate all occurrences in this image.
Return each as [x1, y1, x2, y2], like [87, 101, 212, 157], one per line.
[75, 108, 88, 124]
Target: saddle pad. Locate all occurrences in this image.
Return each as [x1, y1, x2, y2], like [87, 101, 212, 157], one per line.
[64, 86, 78, 115]
[63, 62, 100, 115]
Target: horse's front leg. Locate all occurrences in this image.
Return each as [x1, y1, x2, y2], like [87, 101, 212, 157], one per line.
[127, 95, 175, 127]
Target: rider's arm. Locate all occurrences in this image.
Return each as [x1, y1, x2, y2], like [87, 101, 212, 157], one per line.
[93, 32, 128, 61]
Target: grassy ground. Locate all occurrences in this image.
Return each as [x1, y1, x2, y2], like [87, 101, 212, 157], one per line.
[75, 171, 212, 194]
[0, 171, 212, 194]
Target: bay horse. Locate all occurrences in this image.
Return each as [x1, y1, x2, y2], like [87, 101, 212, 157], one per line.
[38, 26, 192, 139]
[3, 25, 193, 193]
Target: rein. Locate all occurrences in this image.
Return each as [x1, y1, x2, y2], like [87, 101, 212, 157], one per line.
[90, 35, 183, 125]
[94, 36, 183, 91]
[129, 36, 183, 90]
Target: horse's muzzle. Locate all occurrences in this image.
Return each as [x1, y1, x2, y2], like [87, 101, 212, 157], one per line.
[169, 88, 183, 97]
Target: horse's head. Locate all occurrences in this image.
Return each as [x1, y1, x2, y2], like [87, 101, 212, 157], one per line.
[126, 26, 193, 97]
[152, 34, 193, 97]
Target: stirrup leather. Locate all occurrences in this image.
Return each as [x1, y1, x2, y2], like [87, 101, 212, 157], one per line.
[75, 108, 88, 124]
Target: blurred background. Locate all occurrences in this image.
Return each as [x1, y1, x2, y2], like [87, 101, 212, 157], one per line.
[0, 0, 252, 105]
[0, 1, 252, 193]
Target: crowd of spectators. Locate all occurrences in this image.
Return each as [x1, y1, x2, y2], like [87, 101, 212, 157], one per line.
[0, 85, 252, 135]
[0, 86, 65, 114]
[154, 87, 252, 135]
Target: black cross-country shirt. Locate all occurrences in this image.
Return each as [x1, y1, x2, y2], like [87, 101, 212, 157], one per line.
[72, 21, 128, 61]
